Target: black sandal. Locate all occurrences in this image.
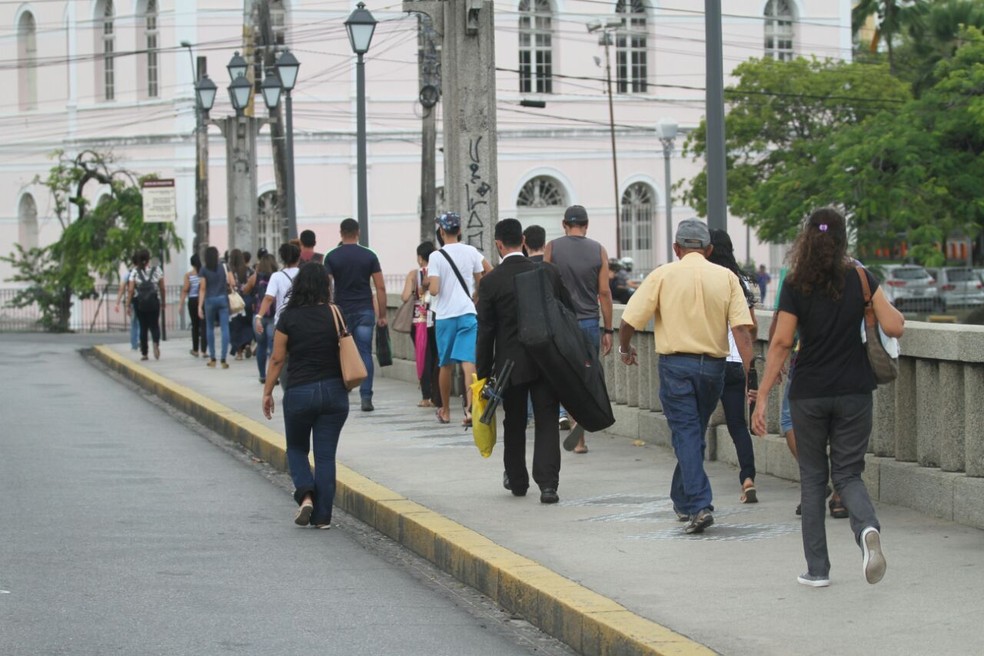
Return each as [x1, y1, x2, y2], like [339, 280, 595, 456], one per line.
[829, 498, 849, 519]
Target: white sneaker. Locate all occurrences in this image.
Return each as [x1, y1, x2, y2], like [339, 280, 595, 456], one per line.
[558, 416, 571, 431]
[797, 573, 830, 587]
[861, 526, 886, 584]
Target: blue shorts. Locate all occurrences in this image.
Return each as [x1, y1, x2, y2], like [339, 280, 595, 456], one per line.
[435, 314, 477, 366]
[780, 379, 793, 435]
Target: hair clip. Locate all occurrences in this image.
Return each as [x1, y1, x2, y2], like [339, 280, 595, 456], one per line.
[818, 223, 829, 232]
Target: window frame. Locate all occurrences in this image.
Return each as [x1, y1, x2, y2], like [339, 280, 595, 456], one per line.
[764, 0, 796, 62]
[518, 0, 553, 95]
[102, 1, 116, 101]
[18, 11, 38, 110]
[615, 0, 648, 94]
[145, 0, 159, 98]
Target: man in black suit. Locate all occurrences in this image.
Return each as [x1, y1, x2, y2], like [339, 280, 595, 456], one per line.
[477, 219, 573, 504]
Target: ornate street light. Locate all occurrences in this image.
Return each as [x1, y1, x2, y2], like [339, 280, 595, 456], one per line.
[275, 49, 300, 92]
[260, 69, 282, 110]
[227, 51, 248, 81]
[195, 74, 217, 114]
[276, 49, 301, 239]
[658, 119, 678, 264]
[345, 2, 377, 246]
[228, 74, 251, 116]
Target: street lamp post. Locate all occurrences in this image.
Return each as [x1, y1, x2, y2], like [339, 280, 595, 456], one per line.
[588, 18, 624, 258]
[658, 119, 678, 264]
[345, 2, 378, 247]
[275, 50, 300, 240]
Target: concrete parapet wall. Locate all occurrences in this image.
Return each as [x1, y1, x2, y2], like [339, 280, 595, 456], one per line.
[381, 297, 984, 531]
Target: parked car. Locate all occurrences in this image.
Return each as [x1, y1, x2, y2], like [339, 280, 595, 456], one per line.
[926, 267, 984, 310]
[883, 265, 941, 312]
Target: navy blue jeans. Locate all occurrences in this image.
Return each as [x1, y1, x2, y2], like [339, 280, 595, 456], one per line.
[721, 362, 756, 484]
[282, 377, 350, 526]
[254, 315, 275, 381]
[658, 354, 726, 516]
[346, 309, 375, 401]
[204, 295, 230, 361]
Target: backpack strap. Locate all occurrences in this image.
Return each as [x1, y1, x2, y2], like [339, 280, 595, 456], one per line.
[438, 249, 471, 300]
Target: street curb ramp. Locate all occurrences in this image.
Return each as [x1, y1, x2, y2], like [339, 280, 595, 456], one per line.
[93, 345, 715, 656]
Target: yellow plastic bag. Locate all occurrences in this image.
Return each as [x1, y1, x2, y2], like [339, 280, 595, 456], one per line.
[470, 374, 496, 458]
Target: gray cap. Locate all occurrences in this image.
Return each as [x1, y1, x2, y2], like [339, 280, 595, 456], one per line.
[675, 219, 711, 249]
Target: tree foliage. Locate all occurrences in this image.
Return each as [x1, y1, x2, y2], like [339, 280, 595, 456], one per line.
[1, 151, 182, 331]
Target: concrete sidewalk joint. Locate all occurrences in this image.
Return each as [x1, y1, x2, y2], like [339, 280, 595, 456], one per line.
[92, 345, 714, 656]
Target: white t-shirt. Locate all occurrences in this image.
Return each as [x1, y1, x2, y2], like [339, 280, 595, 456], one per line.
[265, 267, 299, 324]
[427, 243, 485, 320]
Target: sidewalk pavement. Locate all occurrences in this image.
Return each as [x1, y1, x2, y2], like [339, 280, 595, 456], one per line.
[95, 338, 983, 656]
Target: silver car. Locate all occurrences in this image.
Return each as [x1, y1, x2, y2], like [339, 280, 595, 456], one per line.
[926, 267, 984, 310]
[883, 265, 940, 312]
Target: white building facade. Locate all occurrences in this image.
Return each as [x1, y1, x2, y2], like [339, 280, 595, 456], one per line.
[0, 1, 853, 286]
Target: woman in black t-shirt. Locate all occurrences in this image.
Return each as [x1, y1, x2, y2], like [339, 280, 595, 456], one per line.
[262, 262, 347, 529]
[752, 208, 904, 588]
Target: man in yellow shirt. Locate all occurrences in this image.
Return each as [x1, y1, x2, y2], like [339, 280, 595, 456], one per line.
[618, 219, 754, 534]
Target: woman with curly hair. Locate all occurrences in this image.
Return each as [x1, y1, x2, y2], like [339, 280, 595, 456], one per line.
[262, 262, 348, 529]
[752, 208, 904, 588]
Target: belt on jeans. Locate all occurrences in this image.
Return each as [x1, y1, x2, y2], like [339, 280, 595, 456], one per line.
[661, 353, 726, 362]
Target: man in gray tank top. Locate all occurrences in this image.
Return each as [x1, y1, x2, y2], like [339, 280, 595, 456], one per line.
[544, 205, 614, 453]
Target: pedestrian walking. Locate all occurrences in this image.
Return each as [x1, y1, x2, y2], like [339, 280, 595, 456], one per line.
[126, 249, 165, 361]
[298, 229, 324, 264]
[477, 219, 572, 504]
[427, 212, 492, 425]
[198, 245, 235, 369]
[618, 219, 754, 535]
[544, 205, 614, 453]
[178, 254, 207, 357]
[256, 243, 301, 386]
[262, 262, 348, 530]
[228, 249, 253, 360]
[324, 218, 389, 412]
[114, 254, 141, 351]
[757, 265, 772, 306]
[707, 229, 759, 503]
[243, 253, 279, 383]
[401, 241, 440, 408]
[752, 208, 904, 587]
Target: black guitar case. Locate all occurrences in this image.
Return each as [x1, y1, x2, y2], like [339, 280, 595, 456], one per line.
[515, 267, 615, 432]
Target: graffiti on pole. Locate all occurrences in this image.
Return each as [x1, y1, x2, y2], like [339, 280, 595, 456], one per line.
[465, 136, 491, 251]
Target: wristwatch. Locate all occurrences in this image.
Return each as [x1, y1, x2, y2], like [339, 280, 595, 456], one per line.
[603, 328, 615, 334]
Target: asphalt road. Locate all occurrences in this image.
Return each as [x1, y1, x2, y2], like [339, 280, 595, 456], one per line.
[0, 335, 572, 656]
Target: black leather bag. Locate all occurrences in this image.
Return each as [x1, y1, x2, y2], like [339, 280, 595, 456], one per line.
[515, 267, 615, 432]
[375, 324, 393, 367]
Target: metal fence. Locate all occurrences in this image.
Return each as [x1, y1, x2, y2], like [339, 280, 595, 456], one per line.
[0, 284, 188, 333]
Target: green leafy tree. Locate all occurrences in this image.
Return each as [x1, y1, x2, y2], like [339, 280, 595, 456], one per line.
[853, 0, 929, 73]
[679, 57, 911, 243]
[2, 151, 182, 332]
[892, 0, 984, 95]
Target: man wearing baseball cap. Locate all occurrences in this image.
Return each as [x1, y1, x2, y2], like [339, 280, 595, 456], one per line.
[427, 212, 492, 425]
[543, 205, 614, 453]
[617, 218, 754, 535]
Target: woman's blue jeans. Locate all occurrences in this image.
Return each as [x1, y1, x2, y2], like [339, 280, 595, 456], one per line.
[254, 316, 275, 380]
[204, 295, 230, 361]
[129, 300, 140, 349]
[282, 377, 350, 525]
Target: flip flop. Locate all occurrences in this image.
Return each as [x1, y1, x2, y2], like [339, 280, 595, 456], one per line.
[573, 445, 589, 454]
[740, 482, 758, 504]
[435, 410, 450, 424]
[563, 424, 585, 452]
[462, 417, 473, 428]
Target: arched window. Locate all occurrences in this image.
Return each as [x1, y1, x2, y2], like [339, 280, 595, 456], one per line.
[615, 0, 647, 94]
[764, 0, 795, 61]
[620, 182, 654, 271]
[257, 190, 287, 254]
[271, 0, 287, 46]
[145, 0, 159, 98]
[99, 1, 116, 101]
[518, 0, 552, 94]
[18, 12, 38, 110]
[18, 194, 39, 251]
[517, 175, 567, 242]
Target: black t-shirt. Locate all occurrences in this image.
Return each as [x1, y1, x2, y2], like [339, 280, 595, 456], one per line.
[779, 267, 878, 400]
[324, 244, 381, 314]
[275, 305, 342, 389]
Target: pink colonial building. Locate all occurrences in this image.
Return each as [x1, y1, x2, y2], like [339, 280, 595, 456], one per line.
[0, 1, 852, 292]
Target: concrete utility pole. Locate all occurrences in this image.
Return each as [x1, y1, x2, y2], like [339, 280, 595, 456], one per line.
[214, 116, 261, 253]
[404, 0, 499, 258]
[705, 0, 727, 232]
[255, 0, 292, 239]
[418, 13, 440, 243]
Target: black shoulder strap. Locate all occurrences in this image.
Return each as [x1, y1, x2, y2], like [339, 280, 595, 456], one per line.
[438, 249, 471, 299]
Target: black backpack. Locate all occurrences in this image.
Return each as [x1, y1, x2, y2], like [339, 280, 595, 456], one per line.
[134, 268, 159, 312]
[254, 272, 274, 317]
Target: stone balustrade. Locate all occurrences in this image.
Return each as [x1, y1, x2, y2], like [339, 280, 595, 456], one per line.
[379, 295, 984, 530]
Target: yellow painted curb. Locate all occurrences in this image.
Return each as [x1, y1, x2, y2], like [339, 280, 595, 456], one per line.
[92, 345, 716, 656]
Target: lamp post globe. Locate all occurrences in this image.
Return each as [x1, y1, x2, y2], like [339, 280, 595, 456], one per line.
[345, 2, 377, 55]
[261, 70, 283, 110]
[228, 74, 252, 114]
[227, 51, 248, 81]
[195, 74, 217, 113]
[275, 50, 300, 92]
